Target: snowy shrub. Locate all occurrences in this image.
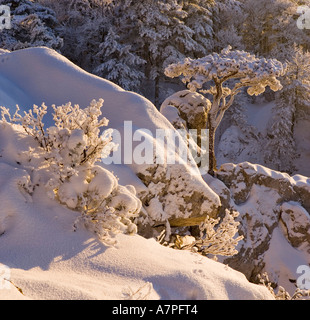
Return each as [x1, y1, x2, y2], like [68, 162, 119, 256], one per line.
[197, 209, 243, 257]
[162, 209, 243, 259]
[258, 272, 310, 300]
[0, 99, 141, 244]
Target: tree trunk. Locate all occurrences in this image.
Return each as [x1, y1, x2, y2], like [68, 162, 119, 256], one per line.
[154, 76, 160, 108]
[208, 117, 217, 176]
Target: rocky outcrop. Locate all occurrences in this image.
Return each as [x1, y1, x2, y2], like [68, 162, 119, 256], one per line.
[216, 162, 310, 209]
[205, 162, 310, 292]
[280, 202, 310, 249]
[137, 163, 221, 233]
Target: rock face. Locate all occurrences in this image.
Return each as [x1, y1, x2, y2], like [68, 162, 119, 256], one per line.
[137, 163, 221, 232]
[280, 202, 310, 248]
[207, 162, 310, 292]
[146, 89, 220, 231]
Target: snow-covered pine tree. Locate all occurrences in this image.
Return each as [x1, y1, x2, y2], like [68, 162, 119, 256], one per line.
[0, 0, 63, 51]
[106, 0, 215, 105]
[212, 0, 245, 51]
[45, 0, 107, 70]
[240, 0, 308, 61]
[264, 45, 310, 173]
[35, 0, 215, 100]
[264, 100, 297, 173]
[284, 44, 310, 120]
[115, 0, 187, 105]
[165, 46, 286, 175]
[93, 27, 146, 92]
[182, 0, 214, 57]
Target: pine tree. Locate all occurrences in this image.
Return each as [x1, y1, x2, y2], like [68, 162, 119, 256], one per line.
[116, 0, 187, 105]
[213, 0, 245, 51]
[107, 0, 215, 104]
[264, 100, 297, 173]
[240, 0, 308, 61]
[93, 27, 146, 91]
[0, 0, 63, 51]
[182, 0, 214, 57]
[284, 44, 310, 119]
[48, 0, 108, 70]
[34, 1, 215, 99]
[264, 45, 310, 173]
[165, 46, 286, 175]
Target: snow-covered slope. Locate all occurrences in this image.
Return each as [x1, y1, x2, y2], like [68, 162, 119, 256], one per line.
[0, 166, 271, 300]
[0, 47, 272, 300]
[0, 47, 171, 132]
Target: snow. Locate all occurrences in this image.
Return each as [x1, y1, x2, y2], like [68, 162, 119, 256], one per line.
[0, 184, 273, 300]
[0, 47, 274, 300]
[264, 227, 309, 293]
[0, 157, 272, 300]
[245, 101, 275, 134]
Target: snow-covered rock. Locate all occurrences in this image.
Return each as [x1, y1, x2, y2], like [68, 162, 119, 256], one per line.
[212, 162, 310, 294]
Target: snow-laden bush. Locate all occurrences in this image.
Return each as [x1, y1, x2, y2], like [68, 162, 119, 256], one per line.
[0, 99, 141, 244]
[197, 209, 243, 257]
[168, 209, 243, 258]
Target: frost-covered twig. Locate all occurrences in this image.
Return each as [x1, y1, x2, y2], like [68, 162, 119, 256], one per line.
[1, 104, 49, 150]
[167, 209, 243, 258]
[196, 209, 243, 257]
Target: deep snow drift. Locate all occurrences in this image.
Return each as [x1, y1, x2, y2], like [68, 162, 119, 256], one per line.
[0, 47, 273, 300]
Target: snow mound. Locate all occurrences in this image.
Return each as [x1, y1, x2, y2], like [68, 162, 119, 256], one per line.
[0, 46, 220, 229]
[0, 175, 272, 300]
